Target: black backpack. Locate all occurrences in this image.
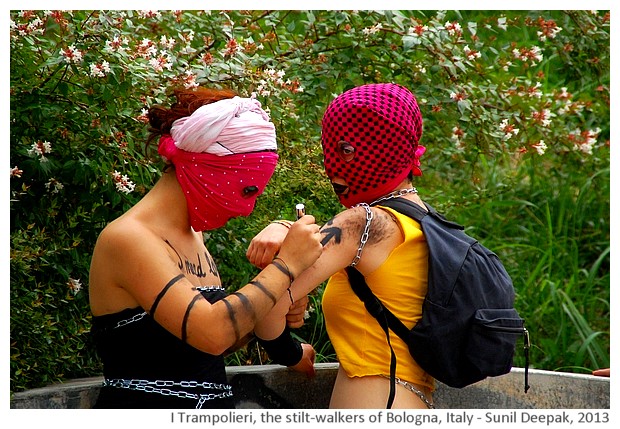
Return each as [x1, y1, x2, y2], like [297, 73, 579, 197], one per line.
[345, 197, 530, 408]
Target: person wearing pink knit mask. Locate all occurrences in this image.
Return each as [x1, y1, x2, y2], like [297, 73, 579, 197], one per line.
[89, 87, 322, 409]
[248, 83, 433, 409]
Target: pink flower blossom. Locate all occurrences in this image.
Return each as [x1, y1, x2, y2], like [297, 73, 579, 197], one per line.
[450, 91, 466, 101]
[10, 12, 45, 38]
[159, 35, 176, 50]
[136, 38, 157, 59]
[362, 23, 383, 36]
[451, 126, 465, 150]
[536, 18, 562, 42]
[224, 38, 241, 57]
[531, 108, 552, 127]
[137, 10, 161, 19]
[136, 108, 149, 123]
[512, 46, 543, 65]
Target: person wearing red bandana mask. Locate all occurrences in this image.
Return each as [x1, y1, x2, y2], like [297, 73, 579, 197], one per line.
[89, 87, 322, 409]
[248, 83, 434, 409]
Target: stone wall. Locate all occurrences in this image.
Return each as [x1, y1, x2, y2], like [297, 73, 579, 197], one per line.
[10, 364, 610, 409]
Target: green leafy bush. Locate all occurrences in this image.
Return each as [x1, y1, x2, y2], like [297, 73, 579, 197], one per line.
[10, 10, 609, 392]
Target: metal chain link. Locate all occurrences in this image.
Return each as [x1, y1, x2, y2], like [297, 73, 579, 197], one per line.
[369, 187, 418, 206]
[111, 286, 225, 330]
[393, 376, 435, 409]
[103, 378, 233, 409]
[350, 203, 373, 267]
[113, 311, 147, 329]
[349, 188, 419, 267]
[380, 375, 434, 409]
[195, 286, 226, 293]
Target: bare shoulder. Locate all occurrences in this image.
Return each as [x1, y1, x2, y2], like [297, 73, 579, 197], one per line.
[91, 215, 171, 278]
[95, 215, 154, 255]
[90, 215, 178, 314]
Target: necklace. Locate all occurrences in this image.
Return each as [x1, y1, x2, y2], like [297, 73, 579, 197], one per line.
[369, 187, 418, 206]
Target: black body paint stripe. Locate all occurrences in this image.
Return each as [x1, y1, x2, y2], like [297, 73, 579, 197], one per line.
[222, 298, 241, 342]
[248, 280, 277, 305]
[270, 259, 290, 279]
[150, 273, 185, 317]
[181, 294, 203, 342]
[232, 291, 256, 323]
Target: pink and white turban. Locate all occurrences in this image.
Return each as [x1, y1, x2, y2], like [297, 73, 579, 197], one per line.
[170, 96, 277, 155]
[159, 96, 278, 231]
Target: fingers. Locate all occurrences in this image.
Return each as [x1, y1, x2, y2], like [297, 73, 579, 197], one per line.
[592, 368, 610, 377]
[247, 222, 290, 268]
[279, 216, 323, 275]
[302, 343, 316, 379]
[285, 296, 309, 328]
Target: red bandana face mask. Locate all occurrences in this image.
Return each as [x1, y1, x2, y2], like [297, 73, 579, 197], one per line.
[159, 135, 278, 231]
[321, 83, 425, 207]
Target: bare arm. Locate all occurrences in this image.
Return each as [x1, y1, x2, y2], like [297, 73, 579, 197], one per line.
[91, 216, 322, 356]
[253, 206, 401, 340]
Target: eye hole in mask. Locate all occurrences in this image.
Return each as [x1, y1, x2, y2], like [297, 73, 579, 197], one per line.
[242, 185, 260, 198]
[337, 141, 356, 162]
[331, 182, 349, 195]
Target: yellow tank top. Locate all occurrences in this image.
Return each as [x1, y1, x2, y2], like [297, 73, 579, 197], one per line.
[322, 205, 434, 389]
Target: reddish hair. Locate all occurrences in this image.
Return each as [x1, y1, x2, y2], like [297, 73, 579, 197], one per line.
[148, 87, 237, 139]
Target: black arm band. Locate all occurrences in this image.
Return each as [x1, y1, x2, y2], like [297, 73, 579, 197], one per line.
[256, 327, 303, 367]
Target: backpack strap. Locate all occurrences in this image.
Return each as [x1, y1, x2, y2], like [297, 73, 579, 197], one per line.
[376, 197, 465, 231]
[373, 197, 428, 223]
[345, 266, 399, 409]
[346, 197, 437, 408]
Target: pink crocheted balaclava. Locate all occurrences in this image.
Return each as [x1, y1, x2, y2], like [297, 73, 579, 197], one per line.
[321, 83, 425, 207]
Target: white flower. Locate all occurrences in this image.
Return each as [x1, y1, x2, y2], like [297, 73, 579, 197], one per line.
[68, 278, 82, 295]
[45, 178, 64, 194]
[497, 17, 508, 31]
[499, 119, 519, 141]
[28, 140, 52, 161]
[463, 45, 481, 60]
[61, 45, 83, 64]
[532, 140, 547, 155]
[105, 35, 128, 53]
[362, 23, 383, 36]
[89, 61, 111, 78]
[160, 35, 176, 50]
[445, 21, 462, 36]
[10, 166, 23, 178]
[149, 51, 173, 72]
[112, 170, 136, 194]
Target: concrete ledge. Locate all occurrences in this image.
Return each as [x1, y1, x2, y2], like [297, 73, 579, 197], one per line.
[10, 364, 609, 409]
